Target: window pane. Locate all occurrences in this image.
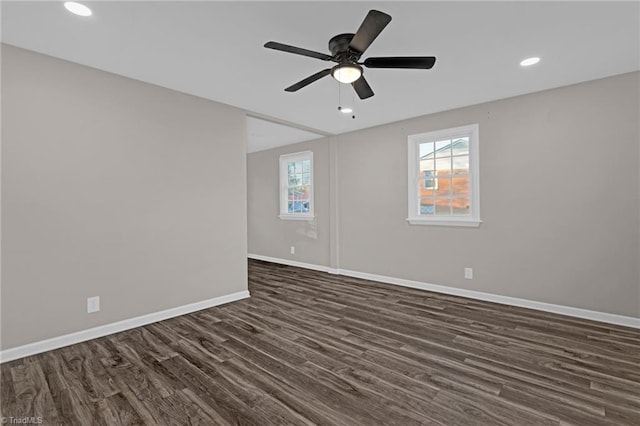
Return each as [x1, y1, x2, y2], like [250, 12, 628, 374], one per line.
[435, 156, 452, 175]
[451, 137, 469, 156]
[419, 158, 435, 175]
[452, 175, 470, 197]
[288, 161, 307, 185]
[299, 184, 311, 197]
[435, 139, 452, 158]
[452, 198, 470, 215]
[453, 155, 469, 174]
[433, 177, 451, 197]
[435, 198, 452, 215]
[288, 186, 310, 212]
[419, 142, 434, 158]
[422, 171, 436, 189]
[418, 186, 435, 198]
[419, 198, 435, 215]
[297, 161, 305, 174]
[302, 173, 310, 185]
[302, 160, 310, 172]
[287, 186, 302, 201]
[288, 173, 298, 185]
[290, 200, 309, 213]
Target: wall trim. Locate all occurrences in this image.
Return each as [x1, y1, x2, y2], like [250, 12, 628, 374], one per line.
[0, 290, 250, 363]
[248, 254, 640, 329]
[248, 253, 339, 274]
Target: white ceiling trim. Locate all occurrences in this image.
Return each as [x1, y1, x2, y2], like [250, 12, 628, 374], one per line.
[247, 115, 327, 153]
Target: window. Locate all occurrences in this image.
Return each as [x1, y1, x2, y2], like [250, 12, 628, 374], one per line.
[407, 124, 481, 227]
[279, 151, 314, 220]
[423, 170, 437, 190]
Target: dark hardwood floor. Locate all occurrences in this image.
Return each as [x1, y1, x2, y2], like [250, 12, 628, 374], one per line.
[1, 259, 639, 425]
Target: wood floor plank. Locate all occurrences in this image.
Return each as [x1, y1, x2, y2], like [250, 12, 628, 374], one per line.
[1, 258, 638, 425]
[97, 392, 144, 425]
[39, 350, 89, 426]
[222, 356, 353, 426]
[0, 358, 17, 418]
[160, 355, 260, 426]
[10, 361, 59, 424]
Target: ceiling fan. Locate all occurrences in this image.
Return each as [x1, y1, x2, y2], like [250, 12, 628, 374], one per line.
[264, 10, 436, 100]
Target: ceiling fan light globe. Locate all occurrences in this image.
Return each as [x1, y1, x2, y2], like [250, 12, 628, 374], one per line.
[332, 64, 362, 84]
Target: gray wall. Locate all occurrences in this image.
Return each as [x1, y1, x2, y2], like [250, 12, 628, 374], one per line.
[1, 45, 248, 349]
[247, 138, 331, 267]
[248, 72, 640, 318]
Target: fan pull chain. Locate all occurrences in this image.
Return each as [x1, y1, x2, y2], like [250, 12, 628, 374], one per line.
[337, 83, 356, 119]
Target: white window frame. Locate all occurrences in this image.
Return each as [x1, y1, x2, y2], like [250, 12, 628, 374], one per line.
[407, 124, 481, 227]
[279, 151, 315, 221]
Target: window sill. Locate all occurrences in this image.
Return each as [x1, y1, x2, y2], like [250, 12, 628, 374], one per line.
[279, 214, 315, 221]
[406, 217, 482, 227]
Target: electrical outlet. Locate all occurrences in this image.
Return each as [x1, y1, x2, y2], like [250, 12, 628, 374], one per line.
[464, 268, 473, 280]
[290, 246, 295, 255]
[87, 296, 100, 313]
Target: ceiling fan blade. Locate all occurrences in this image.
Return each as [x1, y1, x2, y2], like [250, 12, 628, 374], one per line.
[352, 76, 374, 99]
[363, 56, 436, 69]
[264, 41, 333, 61]
[349, 10, 392, 54]
[285, 69, 332, 92]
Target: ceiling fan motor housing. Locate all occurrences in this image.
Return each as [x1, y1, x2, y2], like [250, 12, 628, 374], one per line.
[329, 33, 360, 63]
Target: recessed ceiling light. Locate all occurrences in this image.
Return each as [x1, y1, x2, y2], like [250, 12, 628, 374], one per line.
[520, 57, 540, 67]
[64, 2, 92, 17]
[339, 107, 353, 114]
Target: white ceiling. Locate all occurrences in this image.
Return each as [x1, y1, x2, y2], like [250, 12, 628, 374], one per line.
[2, 1, 639, 152]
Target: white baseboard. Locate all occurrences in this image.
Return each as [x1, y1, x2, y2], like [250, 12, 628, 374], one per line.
[0, 290, 250, 363]
[338, 269, 640, 329]
[248, 253, 339, 274]
[249, 254, 640, 329]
